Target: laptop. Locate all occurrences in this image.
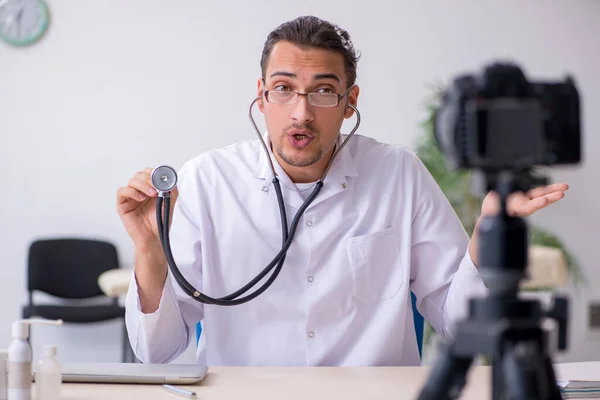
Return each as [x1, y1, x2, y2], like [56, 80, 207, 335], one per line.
[44, 362, 209, 384]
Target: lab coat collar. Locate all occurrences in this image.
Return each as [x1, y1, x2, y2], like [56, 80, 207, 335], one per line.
[253, 131, 358, 210]
[253, 131, 358, 182]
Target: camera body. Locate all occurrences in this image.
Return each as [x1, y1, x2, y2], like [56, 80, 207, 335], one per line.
[434, 62, 582, 173]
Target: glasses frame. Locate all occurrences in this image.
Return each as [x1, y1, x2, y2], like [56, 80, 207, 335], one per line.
[262, 81, 356, 108]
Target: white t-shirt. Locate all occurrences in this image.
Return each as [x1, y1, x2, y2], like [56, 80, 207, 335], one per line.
[294, 181, 318, 200]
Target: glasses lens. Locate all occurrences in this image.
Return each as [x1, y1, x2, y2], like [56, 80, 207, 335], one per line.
[308, 93, 338, 107]
[266, 91, 297, 104]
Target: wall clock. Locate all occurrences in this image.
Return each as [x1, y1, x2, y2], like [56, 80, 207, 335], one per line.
[0, 0, 49, 47]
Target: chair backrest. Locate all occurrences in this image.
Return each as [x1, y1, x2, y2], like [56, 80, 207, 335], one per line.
[411, 291, 424, 359]
[28, 238, 119, 299]
[196, 291, 426, 359]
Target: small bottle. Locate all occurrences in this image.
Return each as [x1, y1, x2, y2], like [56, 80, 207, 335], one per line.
[7, 319, 63, 400]
[8, 321, 32, 400]
[35, 346, 61, 400]
[0, 350, 8, 400]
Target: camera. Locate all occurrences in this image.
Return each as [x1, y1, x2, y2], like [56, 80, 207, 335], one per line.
[434, 62, 582, 173]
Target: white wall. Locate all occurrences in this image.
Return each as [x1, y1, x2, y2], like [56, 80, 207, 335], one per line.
[0, 0, 598, 364]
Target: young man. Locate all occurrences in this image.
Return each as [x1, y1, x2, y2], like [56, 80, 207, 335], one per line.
[117, 16, 568, 366]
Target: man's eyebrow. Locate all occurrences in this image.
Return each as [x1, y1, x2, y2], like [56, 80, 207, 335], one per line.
[314, 73, 341, 83]
[268, 71, 341, 83]
[270, 71, 296, 78]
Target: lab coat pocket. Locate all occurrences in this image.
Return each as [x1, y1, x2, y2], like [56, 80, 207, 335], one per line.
[345, 227, 404, 303]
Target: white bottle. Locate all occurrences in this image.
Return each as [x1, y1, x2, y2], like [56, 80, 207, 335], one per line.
[7, 319, 62, 400]
[0, 350, 8, 400]
[35, 346, 60, 400]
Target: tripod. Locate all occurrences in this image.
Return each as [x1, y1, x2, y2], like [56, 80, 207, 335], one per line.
[416, 171, 569, 400]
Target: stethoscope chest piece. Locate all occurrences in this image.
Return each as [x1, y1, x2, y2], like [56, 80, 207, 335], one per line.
[152, 165, 178, 195]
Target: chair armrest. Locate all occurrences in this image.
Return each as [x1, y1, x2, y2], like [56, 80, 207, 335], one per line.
[98, 268, 133, 298]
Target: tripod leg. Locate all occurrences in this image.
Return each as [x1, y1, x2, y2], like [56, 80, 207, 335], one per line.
[501, 341, 563, 400]
[541, 352, 563, 400]
[416, 344, 473, 400]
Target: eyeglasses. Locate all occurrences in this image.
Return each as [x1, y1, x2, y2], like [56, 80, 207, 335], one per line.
[263, 84, 355, 108]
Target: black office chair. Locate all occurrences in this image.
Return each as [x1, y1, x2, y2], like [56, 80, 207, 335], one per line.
[22, 238, 135, 362]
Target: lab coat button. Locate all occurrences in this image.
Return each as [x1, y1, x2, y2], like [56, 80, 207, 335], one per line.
[262, 186, 269, 193]
[306, 221, 313, 227]
[307, 276, 314, 283]
[308, 331, 315, 338]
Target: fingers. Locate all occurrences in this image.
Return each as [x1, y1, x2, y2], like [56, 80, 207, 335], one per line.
[480, 191, 500, 216]
[527, 183, 569, 199]
[116, 169, 159, 211]
[116, 167, 175, 215]
[135, 170, 151, 180]
[516, 191, 565, 217]
[507, 192, 529, 215]
[117, 186, 145, 204]
[483, 181, 569, 222]
[116, 187, 146, 215]
[129, 176, 158, 198]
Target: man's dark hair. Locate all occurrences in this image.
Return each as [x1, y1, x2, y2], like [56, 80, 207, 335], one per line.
[260, 16, 361, 88]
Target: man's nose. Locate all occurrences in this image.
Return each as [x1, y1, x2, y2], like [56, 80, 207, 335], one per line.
[290, 94, 315, 125]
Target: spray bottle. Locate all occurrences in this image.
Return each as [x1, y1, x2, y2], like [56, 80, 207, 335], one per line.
[7, 319, 63, 400]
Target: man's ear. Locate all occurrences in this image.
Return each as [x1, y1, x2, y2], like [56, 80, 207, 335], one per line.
[344, 85, 360, 119]
[257, 78, 265, 113]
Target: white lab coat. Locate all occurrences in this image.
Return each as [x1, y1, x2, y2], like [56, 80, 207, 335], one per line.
[125, 133, 487, 366]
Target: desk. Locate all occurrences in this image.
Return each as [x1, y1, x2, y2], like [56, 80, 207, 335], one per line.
[39, 362, 600, 399]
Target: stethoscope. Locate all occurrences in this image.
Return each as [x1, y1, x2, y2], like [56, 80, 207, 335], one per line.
[150, 97, 361, 306]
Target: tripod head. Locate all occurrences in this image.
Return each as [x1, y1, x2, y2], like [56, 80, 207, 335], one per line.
[476, 168, 547, 295]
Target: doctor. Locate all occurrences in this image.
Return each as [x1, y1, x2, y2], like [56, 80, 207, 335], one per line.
[117, 15, 568, 366]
